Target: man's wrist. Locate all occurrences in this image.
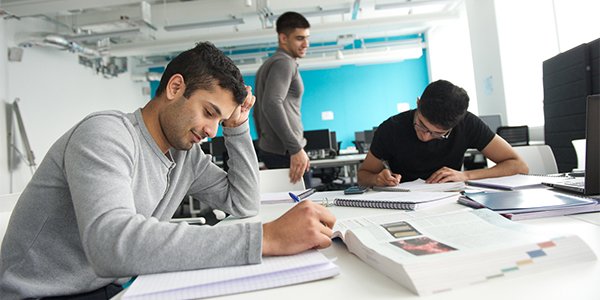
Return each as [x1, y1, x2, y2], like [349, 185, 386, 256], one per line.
[222, 118, 248, 128]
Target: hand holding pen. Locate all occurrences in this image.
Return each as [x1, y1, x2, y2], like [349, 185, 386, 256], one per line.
[379, 160, 401, 186]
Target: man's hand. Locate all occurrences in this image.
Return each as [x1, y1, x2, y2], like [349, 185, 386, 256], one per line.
[376, 169, 401, 186]
[289, 149, 310, 183]
[262, 201, 336, 256]
[426, 166, 467, 183]
[222, 86, 256, 128]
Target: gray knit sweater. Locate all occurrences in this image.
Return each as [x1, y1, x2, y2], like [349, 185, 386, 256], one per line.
[254, 48, 306, 155]
[0, 109, 261, 298]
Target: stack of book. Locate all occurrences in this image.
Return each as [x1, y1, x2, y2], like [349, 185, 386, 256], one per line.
[458, 188, 600, 220]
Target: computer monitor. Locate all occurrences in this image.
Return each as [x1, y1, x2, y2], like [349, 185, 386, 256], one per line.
[479, 114, 503, 133]
[329, 131, 338, 151]
[210, 136, 226, 161]
[364, 130, 375, 144]
[354, 131, 365, 142]
[200, 141, 211, 155]
[304, 129, 332, 151]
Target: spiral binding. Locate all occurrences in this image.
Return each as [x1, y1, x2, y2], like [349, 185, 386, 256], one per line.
[333, 198, 415, 210]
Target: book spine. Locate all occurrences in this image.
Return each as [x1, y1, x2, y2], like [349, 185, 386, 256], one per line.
[333, 198, 415, 210]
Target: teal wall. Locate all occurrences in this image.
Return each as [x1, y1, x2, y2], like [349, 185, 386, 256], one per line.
[244, 53, 429, 148]
[150, 51, 429, 149]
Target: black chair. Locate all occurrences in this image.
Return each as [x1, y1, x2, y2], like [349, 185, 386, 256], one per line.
[496, 125, 529, 146]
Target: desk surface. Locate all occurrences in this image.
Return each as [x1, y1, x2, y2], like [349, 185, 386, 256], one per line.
[115, 193, 600, 300]
[309, 153, 366, 168]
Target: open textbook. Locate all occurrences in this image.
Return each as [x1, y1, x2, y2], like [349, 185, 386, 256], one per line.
[332, 209, 596, 295]
[122, 250, 339, 299]
[373, 178, 465, 192]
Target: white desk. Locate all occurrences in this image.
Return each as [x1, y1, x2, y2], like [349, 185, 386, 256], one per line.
[114, 194, 600, 300]
[310, 153, 366, 184]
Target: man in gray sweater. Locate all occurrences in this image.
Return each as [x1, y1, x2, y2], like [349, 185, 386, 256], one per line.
[0, 42, 335, 299]
[254, 12, 311, 185]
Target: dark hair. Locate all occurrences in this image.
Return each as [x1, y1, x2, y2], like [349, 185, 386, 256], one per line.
[155, 42, 246, 104]
[276, 11, 310, 35]
[418, 80, 469, 129]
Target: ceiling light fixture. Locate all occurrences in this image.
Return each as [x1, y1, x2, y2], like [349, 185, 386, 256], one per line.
[302, 7, 351, 18]
[374, 0, 451, 10]
[164, 17, 244, 32]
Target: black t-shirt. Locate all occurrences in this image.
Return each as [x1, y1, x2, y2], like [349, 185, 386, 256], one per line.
[369, 109, 495, 182]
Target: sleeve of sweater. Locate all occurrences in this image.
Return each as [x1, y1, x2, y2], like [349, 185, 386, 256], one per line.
[187, 120, 261, 217]
[63, 116, 262, 278]
[259, 58, 303, 154]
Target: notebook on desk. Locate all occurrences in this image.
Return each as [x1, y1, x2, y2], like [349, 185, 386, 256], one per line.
[543, 95, 600, 196]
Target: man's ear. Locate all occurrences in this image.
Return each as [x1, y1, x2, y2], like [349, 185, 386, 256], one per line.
[166, 74, 185, 100]
[278, 32, 288, 45]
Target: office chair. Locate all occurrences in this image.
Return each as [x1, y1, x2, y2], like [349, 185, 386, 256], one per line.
[572, 139, 586, 170]
[496, 125, 529, 146]
[487, 145, 558, 174]
[259, 168, 305, 193]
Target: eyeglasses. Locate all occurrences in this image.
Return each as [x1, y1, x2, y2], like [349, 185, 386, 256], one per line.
[413, 113, 452, 140]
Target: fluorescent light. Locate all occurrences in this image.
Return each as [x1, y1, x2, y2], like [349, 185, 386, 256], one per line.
[164, 17, 244, 32]
[302, 7, 351, 18]
[67, 28, 142, 42]
[235, 40, 423, 75]
[375, 0, 451, 10]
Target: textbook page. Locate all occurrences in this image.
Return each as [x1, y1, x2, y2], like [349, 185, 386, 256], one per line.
[333, 209, 596, 295]
[123, 250, 339, 299]
[373, 178, 465, 192]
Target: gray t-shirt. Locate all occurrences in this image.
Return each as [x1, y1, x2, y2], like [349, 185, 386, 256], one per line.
[254, 48, 306, 155]
[0, 109, 261, 298]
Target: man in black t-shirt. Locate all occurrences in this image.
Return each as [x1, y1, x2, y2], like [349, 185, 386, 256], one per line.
[357, 80, 528, 186]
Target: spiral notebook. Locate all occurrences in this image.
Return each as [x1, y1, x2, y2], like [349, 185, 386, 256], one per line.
[333, 191, 458, 210]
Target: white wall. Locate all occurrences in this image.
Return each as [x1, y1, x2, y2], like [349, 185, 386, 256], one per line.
[553, 0, 600, 52]
[464, 0, 508, 124]
[468, 0, 599, 128]
[494, 0, 558, 127]
[0, 18, 9, 194]
[426, 1, 478, 115]
[1, 18, 149, 194]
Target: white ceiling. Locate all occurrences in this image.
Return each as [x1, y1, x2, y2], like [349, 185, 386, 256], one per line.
[1, 0, 463, 75]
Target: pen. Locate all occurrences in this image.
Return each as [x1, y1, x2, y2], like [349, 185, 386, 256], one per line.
[288, 192, 301, 203]
[298, 188, 316, 199]
[288, 188, 316, 203]
[382, 160, 391, 170]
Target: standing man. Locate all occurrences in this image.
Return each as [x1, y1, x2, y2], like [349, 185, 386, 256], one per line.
[254, 11, 311, 185]
[358, 79, 528, 186]
[0, 42, 335, 299]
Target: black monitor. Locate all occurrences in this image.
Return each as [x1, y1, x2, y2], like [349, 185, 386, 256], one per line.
[304, 129, 332, 151]
[329, 131, 339, 153]
[354, 131, 365, 142]
[479, 114, 503, 133]
[200, 141, 211, 155]
[364, 129, 375, 144]
[210, 136, 226, 161]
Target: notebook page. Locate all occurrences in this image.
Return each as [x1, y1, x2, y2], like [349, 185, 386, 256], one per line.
[375, 179, 465, 192]
[124, 250, 334, 298]
[128, 261, 339, 300]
